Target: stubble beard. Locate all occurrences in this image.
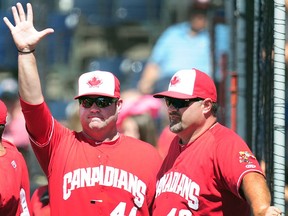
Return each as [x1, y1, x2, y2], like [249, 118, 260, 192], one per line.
[169, 120, 183, 133]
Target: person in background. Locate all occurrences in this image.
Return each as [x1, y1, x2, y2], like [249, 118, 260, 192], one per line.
[3, 3, 162, 215]
[118, 89, 162, 147]
[152, 68, 282, 215]
[121, 113, 158, 147]
[137, 1, 217, 94]
[0, 99, 31, 215]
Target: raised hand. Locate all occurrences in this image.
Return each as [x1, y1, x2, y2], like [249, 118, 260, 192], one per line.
[3, 2, 54, 52]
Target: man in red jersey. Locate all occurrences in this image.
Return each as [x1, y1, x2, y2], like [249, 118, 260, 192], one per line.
[152, 68, 282, 215]
[0, 100, 31, 215]
[3, 3, 162, 215]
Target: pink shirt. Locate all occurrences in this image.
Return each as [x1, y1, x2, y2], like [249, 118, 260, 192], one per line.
[21, 99, 162, 216]
[3, 112, 30, 148]
[153, 123, 264, 216]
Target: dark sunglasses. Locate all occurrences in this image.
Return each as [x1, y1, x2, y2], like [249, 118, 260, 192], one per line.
[79, 97, 118, 108]
[164, 97, 202, 109]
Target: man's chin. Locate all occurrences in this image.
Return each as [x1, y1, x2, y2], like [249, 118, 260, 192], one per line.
[89, 122, 104, 130]
[169, 123, 182, 133]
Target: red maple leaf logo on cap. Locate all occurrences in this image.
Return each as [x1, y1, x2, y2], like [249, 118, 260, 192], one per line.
[170, 76, 180, 86]
[87, 77, 102, 87]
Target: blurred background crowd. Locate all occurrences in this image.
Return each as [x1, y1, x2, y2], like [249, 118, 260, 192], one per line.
[0, 0, 287, 211]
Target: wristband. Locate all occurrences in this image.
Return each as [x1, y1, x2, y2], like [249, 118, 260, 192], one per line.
[18, 49, 35, 54]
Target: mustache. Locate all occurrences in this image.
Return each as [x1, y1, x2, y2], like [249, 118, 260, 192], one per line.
[169, 111, 181, 117]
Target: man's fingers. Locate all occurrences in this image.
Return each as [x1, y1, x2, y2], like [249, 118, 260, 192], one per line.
[16, 2, 26, 22]
[39, 28, 55, 39]
[3, 17, 14, 31]
[11, 6, 20, 25]
[26, 3, 33, 23]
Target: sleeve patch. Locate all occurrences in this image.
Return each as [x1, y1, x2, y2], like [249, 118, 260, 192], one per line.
[239, 151, 256, 164]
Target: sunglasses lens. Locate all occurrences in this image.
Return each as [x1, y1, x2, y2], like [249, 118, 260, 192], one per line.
[96, 98, 111, 108]
[165, 98, 196, 109]
[79, 97, 117, 108]
[165, 99, 183, 109]
[80, 98, 94, 108]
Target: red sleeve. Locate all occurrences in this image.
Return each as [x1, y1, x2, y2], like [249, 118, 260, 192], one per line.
[20, 98, 53, 145]
[215, 132, 264, 198]
[20, 98, 55, 175]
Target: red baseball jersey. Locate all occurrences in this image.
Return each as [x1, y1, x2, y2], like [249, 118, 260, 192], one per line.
[153, 123, 264, 216]
[20, 99, 162, 216]
[0, 139, 31, 216]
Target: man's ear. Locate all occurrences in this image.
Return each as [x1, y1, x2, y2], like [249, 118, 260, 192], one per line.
[202, 98, 213, 114]
[116, 99, 123, 114]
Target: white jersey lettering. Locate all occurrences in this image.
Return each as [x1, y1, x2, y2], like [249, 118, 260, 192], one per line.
[20, 188, 30, 216]
[63, 165, 146, 208]
[156, 172, 200, 210]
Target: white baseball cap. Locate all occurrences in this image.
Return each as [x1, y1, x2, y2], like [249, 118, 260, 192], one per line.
[74, 71, 120, 99]
[153, 68, 217, 102]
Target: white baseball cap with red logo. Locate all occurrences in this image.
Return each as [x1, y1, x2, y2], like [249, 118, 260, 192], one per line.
[153, 68, 217, 102]
[74, 71, 120, 99]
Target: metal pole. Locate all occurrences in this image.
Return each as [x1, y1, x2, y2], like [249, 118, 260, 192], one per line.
[273, 0, 286, 212]
[251, 0, 260, 156]
[235, 0, 247, 139]
[230, 72, 238, 131]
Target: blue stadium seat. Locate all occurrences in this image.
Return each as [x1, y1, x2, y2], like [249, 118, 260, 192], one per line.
[48, 100, 69, 121]
[86, 56, 147, 91]
[46, 12, 74, 65]
[119, 58, 147, 90]
[112, 0, 162, 24]
[73, 0, 114, 26]
[0, 10, 17, 70]
[87, 56, 125, 81]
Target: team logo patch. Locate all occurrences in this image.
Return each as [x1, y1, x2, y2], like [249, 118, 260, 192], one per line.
[87, 76, 102, 88]
[11, 160, 17, 168]
[239, 151, 256, 164]
[170, 76, 180, 86]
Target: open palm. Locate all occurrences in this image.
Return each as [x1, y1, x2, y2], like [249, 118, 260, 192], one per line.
[3, 2, 54, 52]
